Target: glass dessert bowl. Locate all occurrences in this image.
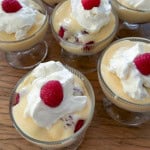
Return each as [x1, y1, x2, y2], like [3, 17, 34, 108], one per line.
[0, 0, 49, 69]
[97, 37, 150, 126]
[111, 0, 150, 38]
[10, 61, 95, 150]
[51, 0, 118, 73]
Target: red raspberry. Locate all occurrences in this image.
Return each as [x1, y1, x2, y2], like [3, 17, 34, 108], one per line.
[83, 41, 94, 51]
[134, 53, 150, 75]
[40, 80, 63, 107]
[2, 0, 22, 13]
[74, 119, 85, 133]
[58, 26, 66, 38]
[81, 0, 101, 10]
[13, 93, 20, 105]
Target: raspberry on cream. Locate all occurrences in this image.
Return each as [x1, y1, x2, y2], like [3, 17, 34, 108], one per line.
[71, 0, 111, 33]
[81, 0, 100, 10]
[2, 0, 22, 13]
[109, 43, 150, 100]
[134, 53, 150, 75]
[0, 0, 37, 40]
[40, 80, 64, 107]
[16, 61, 88, 128]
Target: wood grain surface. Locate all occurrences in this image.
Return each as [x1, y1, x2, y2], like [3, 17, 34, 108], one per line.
[0, 25, 150, 150]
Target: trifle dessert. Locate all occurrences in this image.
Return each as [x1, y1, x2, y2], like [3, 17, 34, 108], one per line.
[51, 0, 118, 72]
[10, 61, 95, 149]
[97, 37, 150, 126]
[111, 0, 150, 38]
[0, 0, 49, 69]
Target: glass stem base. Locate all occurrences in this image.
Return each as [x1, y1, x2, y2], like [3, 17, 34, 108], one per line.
[61, 48, 101, 73]
[103, 98, 150, 126]
[5, 41, 48, 70]
[116, 21, 150, 39]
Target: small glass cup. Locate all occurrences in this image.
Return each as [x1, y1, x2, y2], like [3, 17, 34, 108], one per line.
[50, 0, 118, 73]
[97, 37, 150, 126]
[10, 65, 95, 150]
[0, 0, 49, 69]
[111, 0, 150, 39]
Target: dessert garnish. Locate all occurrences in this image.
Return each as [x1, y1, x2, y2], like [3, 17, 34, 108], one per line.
[2, 0, 22, 13]
[40, 80, 64, 107]
[81, 0, 101, 10]
[134, 53, 150, 75]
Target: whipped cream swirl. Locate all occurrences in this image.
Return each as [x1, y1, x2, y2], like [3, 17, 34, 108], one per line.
[109, 43, 150, 100]
[18, 61, 87, 128]
[121, 0, 150, 11]
[0, 0, 37, 40]
[71, 0, 111, 33]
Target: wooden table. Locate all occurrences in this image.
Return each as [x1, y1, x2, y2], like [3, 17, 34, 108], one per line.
[0, 26, 150, 150]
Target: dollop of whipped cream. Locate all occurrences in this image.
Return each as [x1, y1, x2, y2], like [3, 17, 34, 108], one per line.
[19, 61, 87, 128]
[122, 0, 150, 11]
[71, 0, 111, 33]
[109, 43, 150, 100]
[0, 0, 37, 40]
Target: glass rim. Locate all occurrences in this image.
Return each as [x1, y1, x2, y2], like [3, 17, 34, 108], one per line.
[50, 0, 119, 47]
[0, 0, 48, 43]
[9, 64, 95, 145]
[112, 0, 150, 12]
[97, 37, 150, 107]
